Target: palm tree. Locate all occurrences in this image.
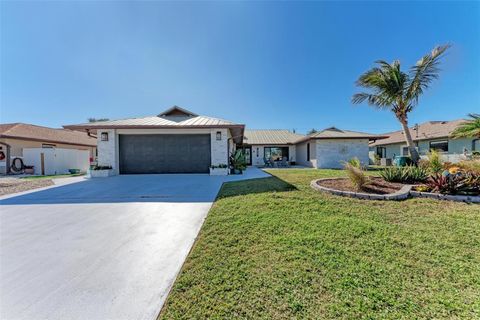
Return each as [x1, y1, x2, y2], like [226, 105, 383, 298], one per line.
[451, 114, 480, 138]
[352, 45, 450, 163]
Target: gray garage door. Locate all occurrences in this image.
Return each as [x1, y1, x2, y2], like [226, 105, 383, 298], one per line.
[119, 134, 211, 174]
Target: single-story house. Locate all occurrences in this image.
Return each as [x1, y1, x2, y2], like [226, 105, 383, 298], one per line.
[242, 130, 305, 166]
[369, 120, 479, 163]
[243, 127, 384, 169]
[64, 106, 244, 175]
[0, 123, 97, 174]
[64, 106, 385, 175]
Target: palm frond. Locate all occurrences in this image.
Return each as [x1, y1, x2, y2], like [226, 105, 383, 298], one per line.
[406, 44, 451, 105]
[451, 113, 480, 138]
[351, 92, 392, 108]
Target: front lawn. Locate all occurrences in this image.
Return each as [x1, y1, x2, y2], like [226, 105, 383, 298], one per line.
[159, 169, 480, 319]
[20, 173, 85, 180]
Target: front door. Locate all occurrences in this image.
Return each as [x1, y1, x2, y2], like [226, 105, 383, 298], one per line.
[244, 147, 252, 165]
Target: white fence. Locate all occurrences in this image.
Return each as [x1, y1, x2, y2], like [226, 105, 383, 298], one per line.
[23, 148, 90, 175]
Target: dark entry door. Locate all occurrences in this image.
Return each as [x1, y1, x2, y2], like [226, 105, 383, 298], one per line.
[119, 134, 211, 174]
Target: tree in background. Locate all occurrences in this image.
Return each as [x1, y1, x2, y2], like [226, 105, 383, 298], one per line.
[352, 45, 450, 164]
[88, 118, 109, 122]
[451, 114, 480, 138]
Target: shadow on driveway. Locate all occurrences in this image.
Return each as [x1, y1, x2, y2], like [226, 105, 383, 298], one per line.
[0, 174, 227, 205]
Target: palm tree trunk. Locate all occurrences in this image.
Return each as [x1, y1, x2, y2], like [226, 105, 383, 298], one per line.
[399, 119, 420, 164]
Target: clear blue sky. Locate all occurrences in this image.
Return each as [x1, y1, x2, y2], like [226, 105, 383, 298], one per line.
[1, 1, 479, 134]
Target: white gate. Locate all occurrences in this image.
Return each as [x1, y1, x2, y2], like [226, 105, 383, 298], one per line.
[23, 148, 90, 175]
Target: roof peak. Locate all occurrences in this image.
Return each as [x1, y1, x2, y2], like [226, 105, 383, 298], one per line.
[158, 106, 198, 118]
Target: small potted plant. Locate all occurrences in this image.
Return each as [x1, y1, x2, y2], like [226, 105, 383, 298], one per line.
[90, 165, 114, 178]
[24, 165, 34, 175]
[210, 164, 229, 176]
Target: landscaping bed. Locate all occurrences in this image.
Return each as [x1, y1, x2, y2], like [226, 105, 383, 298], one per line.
[0, 178, 54, 196]
[317, 177, 404, 194]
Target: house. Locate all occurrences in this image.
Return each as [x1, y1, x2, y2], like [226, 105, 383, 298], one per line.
[244, 127, 384, 169]
[242, 130, 304, 166]
[64, 106, 385, 175]
[64, 106, 244, 175]
[0, 123, 97, 174]
[369, 120, 480, 163]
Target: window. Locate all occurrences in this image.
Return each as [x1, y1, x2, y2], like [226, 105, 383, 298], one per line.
[307, 143, 310, 161]
[473, 139, 479, 151]
[264, 147, 289, 161]
[42, 143, 56, 148]
[429, 140, 448, 152]
[376, 147, 386, 158]
[216, 131, 222, 141]
[101, 132, 109, 141]
[402, 147, 409, 156]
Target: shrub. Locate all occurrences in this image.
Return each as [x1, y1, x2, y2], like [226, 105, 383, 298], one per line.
[426, 149, 443, 174]
[347, 157, 362, 169]
[344, 162, 368, 191]
[380, 165, 428, 183]
[457, 160, 480, 174]
[427, 170, 480, 195]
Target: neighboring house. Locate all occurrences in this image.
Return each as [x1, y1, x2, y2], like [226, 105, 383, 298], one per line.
[0, 123, 97, 174]
[370, 120, 479, 163]
[242, 130, 305, 166]
[243, 127, 384, 169]
[64, 106, 244, 175]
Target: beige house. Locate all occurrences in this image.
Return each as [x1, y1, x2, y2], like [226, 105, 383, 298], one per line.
[0, 123, 97, 174]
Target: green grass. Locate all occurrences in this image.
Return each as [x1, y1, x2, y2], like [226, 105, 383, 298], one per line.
[160, 169, 480, 319]
[20, 173, 85, 180]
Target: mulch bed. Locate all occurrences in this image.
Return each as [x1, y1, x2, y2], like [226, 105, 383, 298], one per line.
[0, 178, 54, 196]
[317, 177, 405, 195]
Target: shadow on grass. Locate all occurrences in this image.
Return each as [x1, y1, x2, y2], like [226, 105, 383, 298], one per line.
[217, 176, 297, 199]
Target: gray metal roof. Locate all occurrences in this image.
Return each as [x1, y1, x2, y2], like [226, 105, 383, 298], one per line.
[296, 127, 385, 143]
[243, 129, 305, 145]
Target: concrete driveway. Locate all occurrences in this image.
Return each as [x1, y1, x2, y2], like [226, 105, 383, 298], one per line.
[0, 169, 269, 320]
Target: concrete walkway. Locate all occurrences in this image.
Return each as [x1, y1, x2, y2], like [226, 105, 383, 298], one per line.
[0, 167, 269, 320]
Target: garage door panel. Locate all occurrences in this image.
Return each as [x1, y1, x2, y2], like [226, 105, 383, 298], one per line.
[119, 134, 211, 174]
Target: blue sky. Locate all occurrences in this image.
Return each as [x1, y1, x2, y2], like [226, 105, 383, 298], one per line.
[1, 1, 479, 134]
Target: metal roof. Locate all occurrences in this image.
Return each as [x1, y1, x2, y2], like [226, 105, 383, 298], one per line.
[0, 123, 96, 147]
[243, 129, 305, 145]
[296, 127, 386, 143]
[370, 119, 466, 146]
[63, 106, 245, 143]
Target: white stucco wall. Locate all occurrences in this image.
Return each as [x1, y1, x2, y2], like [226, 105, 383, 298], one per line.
[96, 128, 231, 175]
[295, 141, 316, 168]
[250, 145, 296, 166]
[316, 138, 369, 169]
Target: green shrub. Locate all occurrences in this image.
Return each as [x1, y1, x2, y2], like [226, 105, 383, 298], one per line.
[426, 149, 443, 174]
[347, 157, 362, 168]
[344, 162, 368, 191]
[380, 165, 428, 183]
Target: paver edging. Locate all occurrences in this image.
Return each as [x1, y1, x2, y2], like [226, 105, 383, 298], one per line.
[311, 178, 480, 203]
[310, 178, 411, 201]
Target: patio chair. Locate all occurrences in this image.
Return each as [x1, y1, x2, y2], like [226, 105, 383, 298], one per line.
[264, 157, 273, 168]
[280, 157, 290, 168]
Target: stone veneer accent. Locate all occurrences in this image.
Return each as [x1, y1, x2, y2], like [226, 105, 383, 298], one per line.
[210, 128, 229, 169]
[97, 129, 117, 173]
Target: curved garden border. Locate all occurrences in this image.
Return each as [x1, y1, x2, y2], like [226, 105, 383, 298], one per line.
[311, 178, 480, 203]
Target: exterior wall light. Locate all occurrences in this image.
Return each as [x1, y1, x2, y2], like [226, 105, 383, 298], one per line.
[101, 132, 109, 141]
[216, 131, 222, 141]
